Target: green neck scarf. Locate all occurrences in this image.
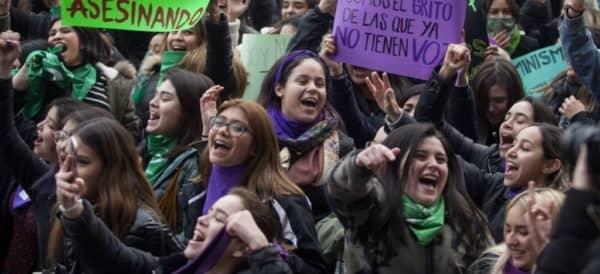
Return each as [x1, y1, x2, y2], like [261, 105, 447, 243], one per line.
[23, 46, 97, 119]
[505, 26, 522, 56]
[402, 195, 445, 246]
[131, 51, 185, 106]
[145, 134, 177, 185]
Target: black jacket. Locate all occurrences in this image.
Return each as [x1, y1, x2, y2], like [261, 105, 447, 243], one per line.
[414, 71, 503, 173]
[287, 7, 333, 52]
[519, 0, 560, 48]
[0, 79, 56, 270]
[60, 200, 293, 274]
[535, 189, 600, 274]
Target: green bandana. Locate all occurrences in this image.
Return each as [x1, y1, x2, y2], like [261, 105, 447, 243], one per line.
[131, 51, 185, 105]
[23, 46, 97, 119]
[504, 26, 522, 56]
[402, 195, 445, 246]
[145, 134, 177, 185]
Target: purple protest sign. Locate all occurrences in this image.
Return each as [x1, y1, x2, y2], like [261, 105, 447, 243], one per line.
[333, 0, 466, 80]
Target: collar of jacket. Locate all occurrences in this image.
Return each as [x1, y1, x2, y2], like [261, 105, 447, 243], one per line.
[152, 147, 198, 190]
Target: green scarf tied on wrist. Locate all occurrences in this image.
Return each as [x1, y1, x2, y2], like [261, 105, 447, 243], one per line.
[23, 46, 97, 119]
[145, 134, 177, 185]
[131, 51, 185, 105]
[402, 195, 445, 246]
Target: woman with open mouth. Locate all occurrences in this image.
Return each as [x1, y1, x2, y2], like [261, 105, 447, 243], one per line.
[468, 188, 565, 274]
[11, 18, 139, 138]
[143, 68, 214, 244]
[326, 123, 492, 273]
[54, 186, 294, 274]
[196, 98, 327, 274]
[256, 50, 354, 222]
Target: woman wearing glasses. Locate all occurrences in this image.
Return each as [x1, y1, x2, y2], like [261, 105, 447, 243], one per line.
[197, 98, 327, 274]
[142, 68, 216, 244]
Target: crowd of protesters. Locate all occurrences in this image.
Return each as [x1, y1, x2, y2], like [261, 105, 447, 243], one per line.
[0, 0, 600, 273]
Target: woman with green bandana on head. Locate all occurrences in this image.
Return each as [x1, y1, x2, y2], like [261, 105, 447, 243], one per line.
[326, 123, 493, 274]
[484, 0, 540, 59]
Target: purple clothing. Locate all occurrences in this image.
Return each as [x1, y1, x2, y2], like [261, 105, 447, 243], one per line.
[504, 259, 531, 274]
[267, 106, 316, 140]
[202, 164, 246, 214]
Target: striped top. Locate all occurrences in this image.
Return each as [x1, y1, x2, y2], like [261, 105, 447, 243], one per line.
[82, 73, 111, 111]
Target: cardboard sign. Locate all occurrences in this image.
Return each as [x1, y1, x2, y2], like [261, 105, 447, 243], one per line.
[512, 44, 566, 96]
[332, 0, 466, 80]
[240, 34, 292, 101]
[61, 0, 209, 32]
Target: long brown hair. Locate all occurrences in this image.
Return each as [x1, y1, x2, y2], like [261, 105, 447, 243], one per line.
[200, 99, 303, 198]
[48, 118, 161, 266]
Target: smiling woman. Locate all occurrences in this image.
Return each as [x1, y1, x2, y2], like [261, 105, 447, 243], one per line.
[326, 123, 492, 274]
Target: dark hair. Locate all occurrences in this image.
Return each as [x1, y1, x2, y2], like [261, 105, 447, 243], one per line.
[378, 123, 491, 264]
[532, 123, 566, 189]
[50, 20, 112, 64]
[257, 52, 330, 108]
[268, 15, 302, 34]
[484, 0, 520, 20]
[398, 83, 425, 107]
[47, 98, 88, 129]
[228, 187, 280, 240]
[61, 106, 115, 128]
[473, 59, 525, 142]
[164, 68, 215, 158]
[519, 97, 557, 125]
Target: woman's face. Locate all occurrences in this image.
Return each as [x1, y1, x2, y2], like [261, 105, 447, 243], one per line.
[166, 29, 200, 51]
[34, 106, 59, 163]
[275, 58, 327, 123]
[194, 194, 245, 254]
[72, 135, 103, 199]
[48, 21, 83, 67]
[486, 85, 510, 126]
[487, 0, 512, 18]
[147, 80, 183, 136]
[208, 107, 254, 167]
[403, 136, 449, 206]
[281, 0, 309, 20]
[504, 126, 547, 188]
[498, 101, 534, 159]
[504, 205, 535, 270]
[402, 94, 420, 117]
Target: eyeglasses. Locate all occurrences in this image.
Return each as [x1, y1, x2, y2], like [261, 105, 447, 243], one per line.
[53, 130, 70, 143]
[209, 116, 250, 137]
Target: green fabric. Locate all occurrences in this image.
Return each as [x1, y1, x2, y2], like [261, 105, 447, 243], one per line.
[402, 195, 445, 246]
[131, 51, 185, 105]
[23, 46, 97, 119]
[145, 134, 177, 185]
[504, 26, 522, 56]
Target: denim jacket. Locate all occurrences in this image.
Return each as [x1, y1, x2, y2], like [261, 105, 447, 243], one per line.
[559, 14, 600, 101]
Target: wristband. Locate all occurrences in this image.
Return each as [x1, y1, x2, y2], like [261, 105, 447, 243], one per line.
[59, 198, 83, 216]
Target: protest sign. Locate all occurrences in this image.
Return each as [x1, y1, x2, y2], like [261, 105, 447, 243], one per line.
[512, 44, 566, 97]
[332, 0, 466, 80]
[61, 0, 210, 32]
[240, 34, 292, 101]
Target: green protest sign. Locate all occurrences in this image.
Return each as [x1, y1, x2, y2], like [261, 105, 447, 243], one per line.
[512, 44, 567, 97]
[240, 34, 292, 101]
[61, 0, 209, 32]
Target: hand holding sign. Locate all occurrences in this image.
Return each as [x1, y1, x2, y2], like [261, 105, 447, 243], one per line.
[318, 0, 337, 16]
[321, 34, 344, 77]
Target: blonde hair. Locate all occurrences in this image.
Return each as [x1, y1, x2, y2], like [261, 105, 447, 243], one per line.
[489, 188, 565, 274]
